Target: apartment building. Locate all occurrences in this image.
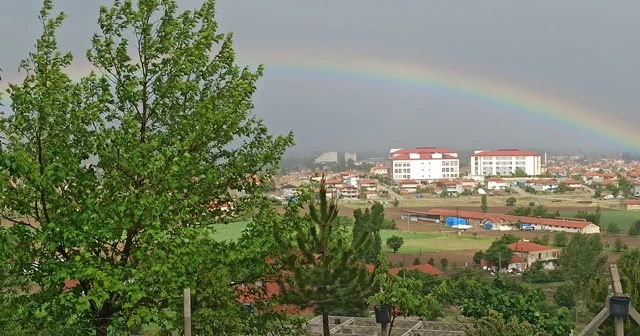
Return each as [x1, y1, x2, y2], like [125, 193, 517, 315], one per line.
[388, 147, 459, 182]
[471, 149, 542, 176]
[314, 151, 338, 164]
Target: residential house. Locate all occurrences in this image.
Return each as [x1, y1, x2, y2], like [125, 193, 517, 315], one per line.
[339, 185, 359, 200]
[442, 180, 462, 194]
[624, 200, 640, 210]
[459, 178, 477, 191]
[363, 191, 379, 200]
[398, 179, 420, 193]
[507, 241, 560, 270]
[358, 179, 379, 192]
[526, 179, 559, 192]
[324, 179, 343, 189]
[560, 178, 583, 189]
[481, 254, 527, 273]
[370, 165, 388, 177]
[280, 184, 298, 198]
[485, 177, 507, 190]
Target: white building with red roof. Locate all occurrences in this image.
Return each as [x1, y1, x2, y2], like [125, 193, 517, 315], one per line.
[388, 147, 459, 182]
[471, 149, 542, 177]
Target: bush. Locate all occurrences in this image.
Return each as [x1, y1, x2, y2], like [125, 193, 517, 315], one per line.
[528, 202, 535, 207]
[413, 257, 421, 265]
[554, 232, 568, 247]
[506, 197, 517, 206]
[440, 258, 449, 270]
[532, 234, 550, 246]
[630, 220, 640, 237]
[386, 235, 404, 252]
[607, 222, 621, 234]
[427, 258, 435, 266]
[614, 237, 627, 252]
[381, 218, 397, 230]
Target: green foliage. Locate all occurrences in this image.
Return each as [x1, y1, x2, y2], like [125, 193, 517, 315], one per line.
[274, 177, 374, 319]
[427, 258, 435, 266]
[352, 203, 385, 263]
[472, 251, 485, 266]
[524, 186, 537, 194]
[481, 195, 488, 213]
[554, 182, 571, 193]
[606, 222, 621, 234]
[370, 258, 443, 330]
[484, 234, 519, 267]
[528, 201, 536, 207]
[0, 1, 293, 334]
[386, 235, 404, 253]
[553, 282, 576, 310]
[522, 266, 564, 284]
[629, 220, 640, 237]
[532, 234, 550, 246]
[465, 310, 546, 336]
[506, 197, 517, 206]
[557, 234, 607, 286]
[509, 205, 557, 218]
[413, 257, 421, 265]
[613, 237, 627, 252]
[440, 258, 449, 270]
[553, 232, 568, 247]
[445, 276, 574, 335]
[513, 168, 529, 178]
[573, 207, 602, 226]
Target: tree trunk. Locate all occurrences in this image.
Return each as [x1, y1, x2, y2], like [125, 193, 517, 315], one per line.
[322, 313, 330, 336]
[95, 318, 109, 336]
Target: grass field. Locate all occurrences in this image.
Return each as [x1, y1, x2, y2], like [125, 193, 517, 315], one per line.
[211, 222, 493, 254]
[212, 221, 249, 241]
[379, 230, 492, 254]
[561, 211, 640, 230]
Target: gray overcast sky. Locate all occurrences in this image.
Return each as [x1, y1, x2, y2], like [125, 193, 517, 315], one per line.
[2, 1, 639, 155]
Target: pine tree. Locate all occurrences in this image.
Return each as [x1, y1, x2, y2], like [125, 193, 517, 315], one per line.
[275, 176, 375, 336]
[353, 203, 384, 264]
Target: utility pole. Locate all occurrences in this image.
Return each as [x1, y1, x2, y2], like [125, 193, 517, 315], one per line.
[184, 288, 192, 336]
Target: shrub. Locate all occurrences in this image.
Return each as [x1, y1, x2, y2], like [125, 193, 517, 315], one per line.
[413, 257, 421, 265]
[607, 222, 620, 234]
[506, 197, 517, 206]
[440, 258, 449, 270]
[427, 258, 435, 266]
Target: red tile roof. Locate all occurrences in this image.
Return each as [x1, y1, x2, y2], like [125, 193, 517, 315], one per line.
[624, 200, 640, 205]
[508, 241, 557, 253]
[424, 208, 593, 230]
[390, 264, 443, 276]
[391, 147, 456, 155]
[486, 177, 506, 182]
[510, 254, 526, 263]
[471, 149, 539, 157]
[390, 153, 458, 160]
[398, 179, 419, 185]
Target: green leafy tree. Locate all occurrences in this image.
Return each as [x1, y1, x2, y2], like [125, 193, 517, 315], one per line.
[553, 232, 568, 247]
[274, 177, 374, 335]
[513, 168, 528, 178]
[386, 235, 404, 253]
[472, 251, 485, 266]
[554, 182, 571, 193]
[0, 1, 293, 335]
[481, 194, 488, 213]
[506, 197, 517, 206]
[427, 258, 435, 266]
[371, 260, 443, 336]
[557, 234, 607, 286]
[413, 257, 421, 265]
[440, 258, 449, 270]
[553, 281, 576, 309]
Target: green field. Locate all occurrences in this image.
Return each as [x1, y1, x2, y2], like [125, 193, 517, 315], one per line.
[379, 230, 493, 254]
[561, 211, 640, 230]
[212, 221, 249, 241]
[211, 222, 493, 253]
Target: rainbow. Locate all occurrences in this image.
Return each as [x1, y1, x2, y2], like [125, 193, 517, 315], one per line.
[2, 50, 638, 151]
[236, 50, 639, 151]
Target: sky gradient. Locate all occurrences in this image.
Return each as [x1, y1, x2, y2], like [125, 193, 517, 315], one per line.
[1, 1, 639, 154]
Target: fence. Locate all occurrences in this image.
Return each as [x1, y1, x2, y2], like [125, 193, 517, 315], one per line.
[306, 315, 468, 336]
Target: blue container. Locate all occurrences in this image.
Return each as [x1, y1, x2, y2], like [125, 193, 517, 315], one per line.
[445, 217, 467, 226]
[484, 221, 493, 229]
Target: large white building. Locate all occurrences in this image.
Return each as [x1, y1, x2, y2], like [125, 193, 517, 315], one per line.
[388, 147, 459, 181]
[471, 149, 542, 177]
[314, 151, 338, 164]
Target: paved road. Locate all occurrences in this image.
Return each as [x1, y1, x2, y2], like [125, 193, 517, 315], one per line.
[378, 183, 403, 199]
